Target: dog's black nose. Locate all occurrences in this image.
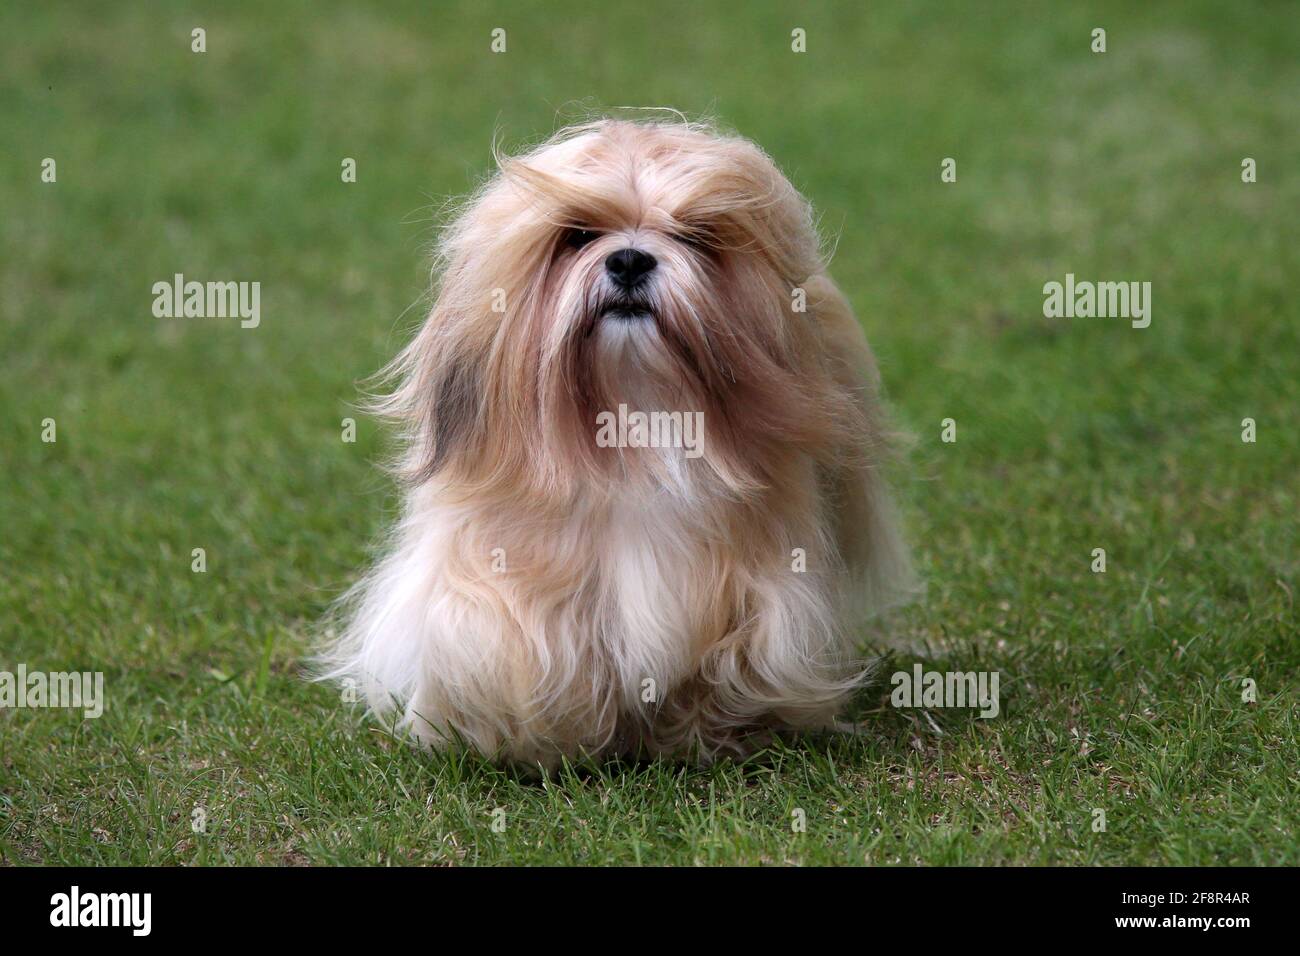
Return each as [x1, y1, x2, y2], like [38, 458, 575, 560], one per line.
[605, 248, 657, 288]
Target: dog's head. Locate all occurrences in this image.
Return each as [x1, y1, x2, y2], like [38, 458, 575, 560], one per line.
[382, 119, 863, 496]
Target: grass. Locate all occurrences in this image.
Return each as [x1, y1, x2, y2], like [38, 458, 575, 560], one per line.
[1, 0, 1297, 865]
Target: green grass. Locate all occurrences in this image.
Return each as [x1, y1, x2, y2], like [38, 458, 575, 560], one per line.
[2, 0, 1297, 865]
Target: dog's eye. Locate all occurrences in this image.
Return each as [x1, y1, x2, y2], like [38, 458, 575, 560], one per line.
[565, 229, 600, 249]
[673, 228, 714, 252]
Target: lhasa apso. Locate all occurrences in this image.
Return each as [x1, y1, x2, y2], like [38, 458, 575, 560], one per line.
[323, 118, 913, 767]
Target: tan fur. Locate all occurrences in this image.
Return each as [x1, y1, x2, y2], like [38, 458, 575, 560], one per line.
[319, 118, 913, 768]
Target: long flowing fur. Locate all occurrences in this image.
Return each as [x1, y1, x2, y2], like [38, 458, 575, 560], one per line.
[319, 118, 914, 768]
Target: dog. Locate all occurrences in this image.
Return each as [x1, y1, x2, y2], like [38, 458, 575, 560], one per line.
[321, 117, 913, 768]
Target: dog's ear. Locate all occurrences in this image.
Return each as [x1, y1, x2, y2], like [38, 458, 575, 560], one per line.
[417, 353, 483, 482]
[370, 296, 487, 486]
[804, 273, 917, 614]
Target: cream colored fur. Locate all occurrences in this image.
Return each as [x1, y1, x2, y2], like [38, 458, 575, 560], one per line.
[319, 118, 913, 768]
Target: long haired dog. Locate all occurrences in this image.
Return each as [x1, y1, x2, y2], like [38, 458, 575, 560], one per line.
[322, 118, 912, 768]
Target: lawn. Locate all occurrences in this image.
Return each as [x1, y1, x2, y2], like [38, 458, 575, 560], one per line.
[1, 0, 1296, 865]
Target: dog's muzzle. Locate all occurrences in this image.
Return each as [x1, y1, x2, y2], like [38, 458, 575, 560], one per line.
[598, 293, 654, 322]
